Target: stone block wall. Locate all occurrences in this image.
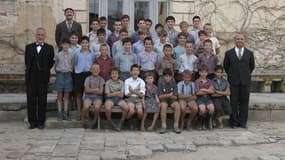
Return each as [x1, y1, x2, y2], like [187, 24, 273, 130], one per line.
[171, 0, 285, 72]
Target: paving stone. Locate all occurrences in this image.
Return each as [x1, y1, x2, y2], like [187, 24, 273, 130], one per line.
[232, 156, 256, 160]
[185, 144, 197, 152]
[126, 138, 146, 145]
[258, 155, 281, 160]
[21, 155, 50, 160]
[52, 144, 79, 157]
[100, 151, 127, 160]
[78, 154, 100, 160]
[49, 158, 76, 160]
[128, 145, 152, 160]
[58, 138, 81, 145]
[164, 143, 185, 152]
[105, 139, 126, 147]
[105, 146, 127, 153]
[27, 144, 56, 156]
[79, 143, 105, 151]
[232, 138, 258, 146]
[6, 151, 23, 159]
[146, 143, 165, 152]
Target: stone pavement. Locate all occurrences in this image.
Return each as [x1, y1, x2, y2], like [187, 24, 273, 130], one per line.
[0, 121, 285, 160]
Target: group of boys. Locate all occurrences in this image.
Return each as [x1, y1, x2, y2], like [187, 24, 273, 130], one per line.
[53, 12, 231, 134]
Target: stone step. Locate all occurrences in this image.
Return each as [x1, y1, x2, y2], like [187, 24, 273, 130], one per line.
[1, 93, 285, 122]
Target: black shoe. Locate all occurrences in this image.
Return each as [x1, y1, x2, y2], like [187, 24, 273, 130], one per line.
[28, 124, 37, 129]
[82, 121, 88, 129]
[38, 125, 45, 129]
[91, 121, 98, 129]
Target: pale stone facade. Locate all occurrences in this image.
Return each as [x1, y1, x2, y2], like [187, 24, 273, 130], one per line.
[0, 0, 284, 74]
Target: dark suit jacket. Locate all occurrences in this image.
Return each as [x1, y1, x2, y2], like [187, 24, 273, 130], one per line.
[24, 42, 54, 84]
[55, 20, 82, 47]
[223, 47, 255, 86]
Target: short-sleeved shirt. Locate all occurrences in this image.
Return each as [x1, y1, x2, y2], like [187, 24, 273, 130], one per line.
[197, 53, 218, 74]
[145, 84, 158, 98]
[54, 50, 74, 73]
[157, 77, 178, 96]
[212, 77, 229, 91]
[173, 45, 186, 60]
[84, 75, 105, 96]
[195, 78, 213, 92]
[105, 79, 124, 94]
[210, 36, 220, 55]
[177, 81, 195, 96]
[94, 55, 114, 81]
[74, 50, 95, 74]
[156, 56, 178, 76]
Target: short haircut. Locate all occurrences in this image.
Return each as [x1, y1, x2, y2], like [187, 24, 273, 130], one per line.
[192, 15, 201, 22]
[163, 44, 172, 51]
[131, 64, 140, 71]
[137, 18, 145, 23]
[199, 65, 208, 72]
[215, 65, 224, 72]
[64, 8, 74, 13]
[185, 40, 194, 45]
[165, 16, 175, 22]
[122, 37, 132, 45]
[198, 30, 207, 37]
[145, 18, 152, 25]
[70, 31, 79, 37]
[203, 23, 212, 29]
[91, 18, 99, 24]
[121, 14, 130, 20]
[100, 43, 108, 49]
[177, 32, 187, 38]
[204, 39, 213, 45]
[163, 68, 173, 76]
[110, 67, 120, 74]
[143, 37, 153, 45]
[99, 16, 107, 21]
[158, 30, 167, 37]
[80, 36, 89, 43]
[155, 23, 164, 30]
[60, 39, 70, 45]
[179, 21, 189, 28]
[145, 72, 155, 79]
[183, 70, 192, 77]
[114, 18, 121, 23]
[97, 28, 106, 36]
[119, 28, 128, 34]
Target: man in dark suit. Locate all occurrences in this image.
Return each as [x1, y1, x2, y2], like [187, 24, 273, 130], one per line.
[223, 33, 255, 128]
[25, 27, 54, 129]
[55, 8, 82, 50]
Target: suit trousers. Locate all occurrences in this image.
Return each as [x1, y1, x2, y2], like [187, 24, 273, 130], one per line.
[26, 70, 48, 126]
[229, 84, 250, 127]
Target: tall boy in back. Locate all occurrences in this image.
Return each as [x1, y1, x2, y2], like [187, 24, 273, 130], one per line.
[81, 64, 105, 129]
[90, 28, 111, 58]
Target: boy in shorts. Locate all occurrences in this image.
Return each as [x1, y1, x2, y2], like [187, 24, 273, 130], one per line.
[81, 64, 105, 129]
[53, 39, 73, 121]
[104, 67, 129, 131]
[195, 65, 215, 130]
[177, 70, 198, 130]
[124, 64, 146, 129]
[158, 68, 181, 134]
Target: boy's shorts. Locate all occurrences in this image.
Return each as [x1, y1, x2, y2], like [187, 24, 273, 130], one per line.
[160, 98, 178, 107]
[105, 97, 125, 106]
[73, 72, 90, 93]
[84, 94, 103, 103]
[212, 96, 232, 115]
[126, 96, 142, 108]
[54, 72, 73, 92]
[197, 96, 213, 105]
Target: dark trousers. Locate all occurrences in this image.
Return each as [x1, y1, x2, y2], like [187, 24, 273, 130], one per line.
[229, 84, 250, 127]
[26, 70, 48, 126]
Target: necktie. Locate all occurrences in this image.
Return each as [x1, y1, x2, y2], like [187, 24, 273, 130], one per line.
[68, 23, 72, 32]
[238, 48, 242, 60]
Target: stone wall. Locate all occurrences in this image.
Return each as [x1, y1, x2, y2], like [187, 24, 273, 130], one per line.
[171, 0, 285, 72]
[0, 0, 88, 74]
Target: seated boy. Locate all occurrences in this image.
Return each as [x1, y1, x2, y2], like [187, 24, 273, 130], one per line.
[158, 68, 181, 134]
[211, 65, 231, 128]
[104, 67, 129, 131]
[177, 70, 198, 130]
[195, 65, 215, 130]
[81, 64, 105, 129]
[124, 64, 146, 129]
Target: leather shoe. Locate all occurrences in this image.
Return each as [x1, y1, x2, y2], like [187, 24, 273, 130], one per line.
[38, 125, 45, 129]
[28, 125, 36, 129]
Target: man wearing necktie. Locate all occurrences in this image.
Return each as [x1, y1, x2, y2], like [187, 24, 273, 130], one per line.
[25, 27, 54, 129]
[223, 33, 255, 128]
[55, 8, 82, 50]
